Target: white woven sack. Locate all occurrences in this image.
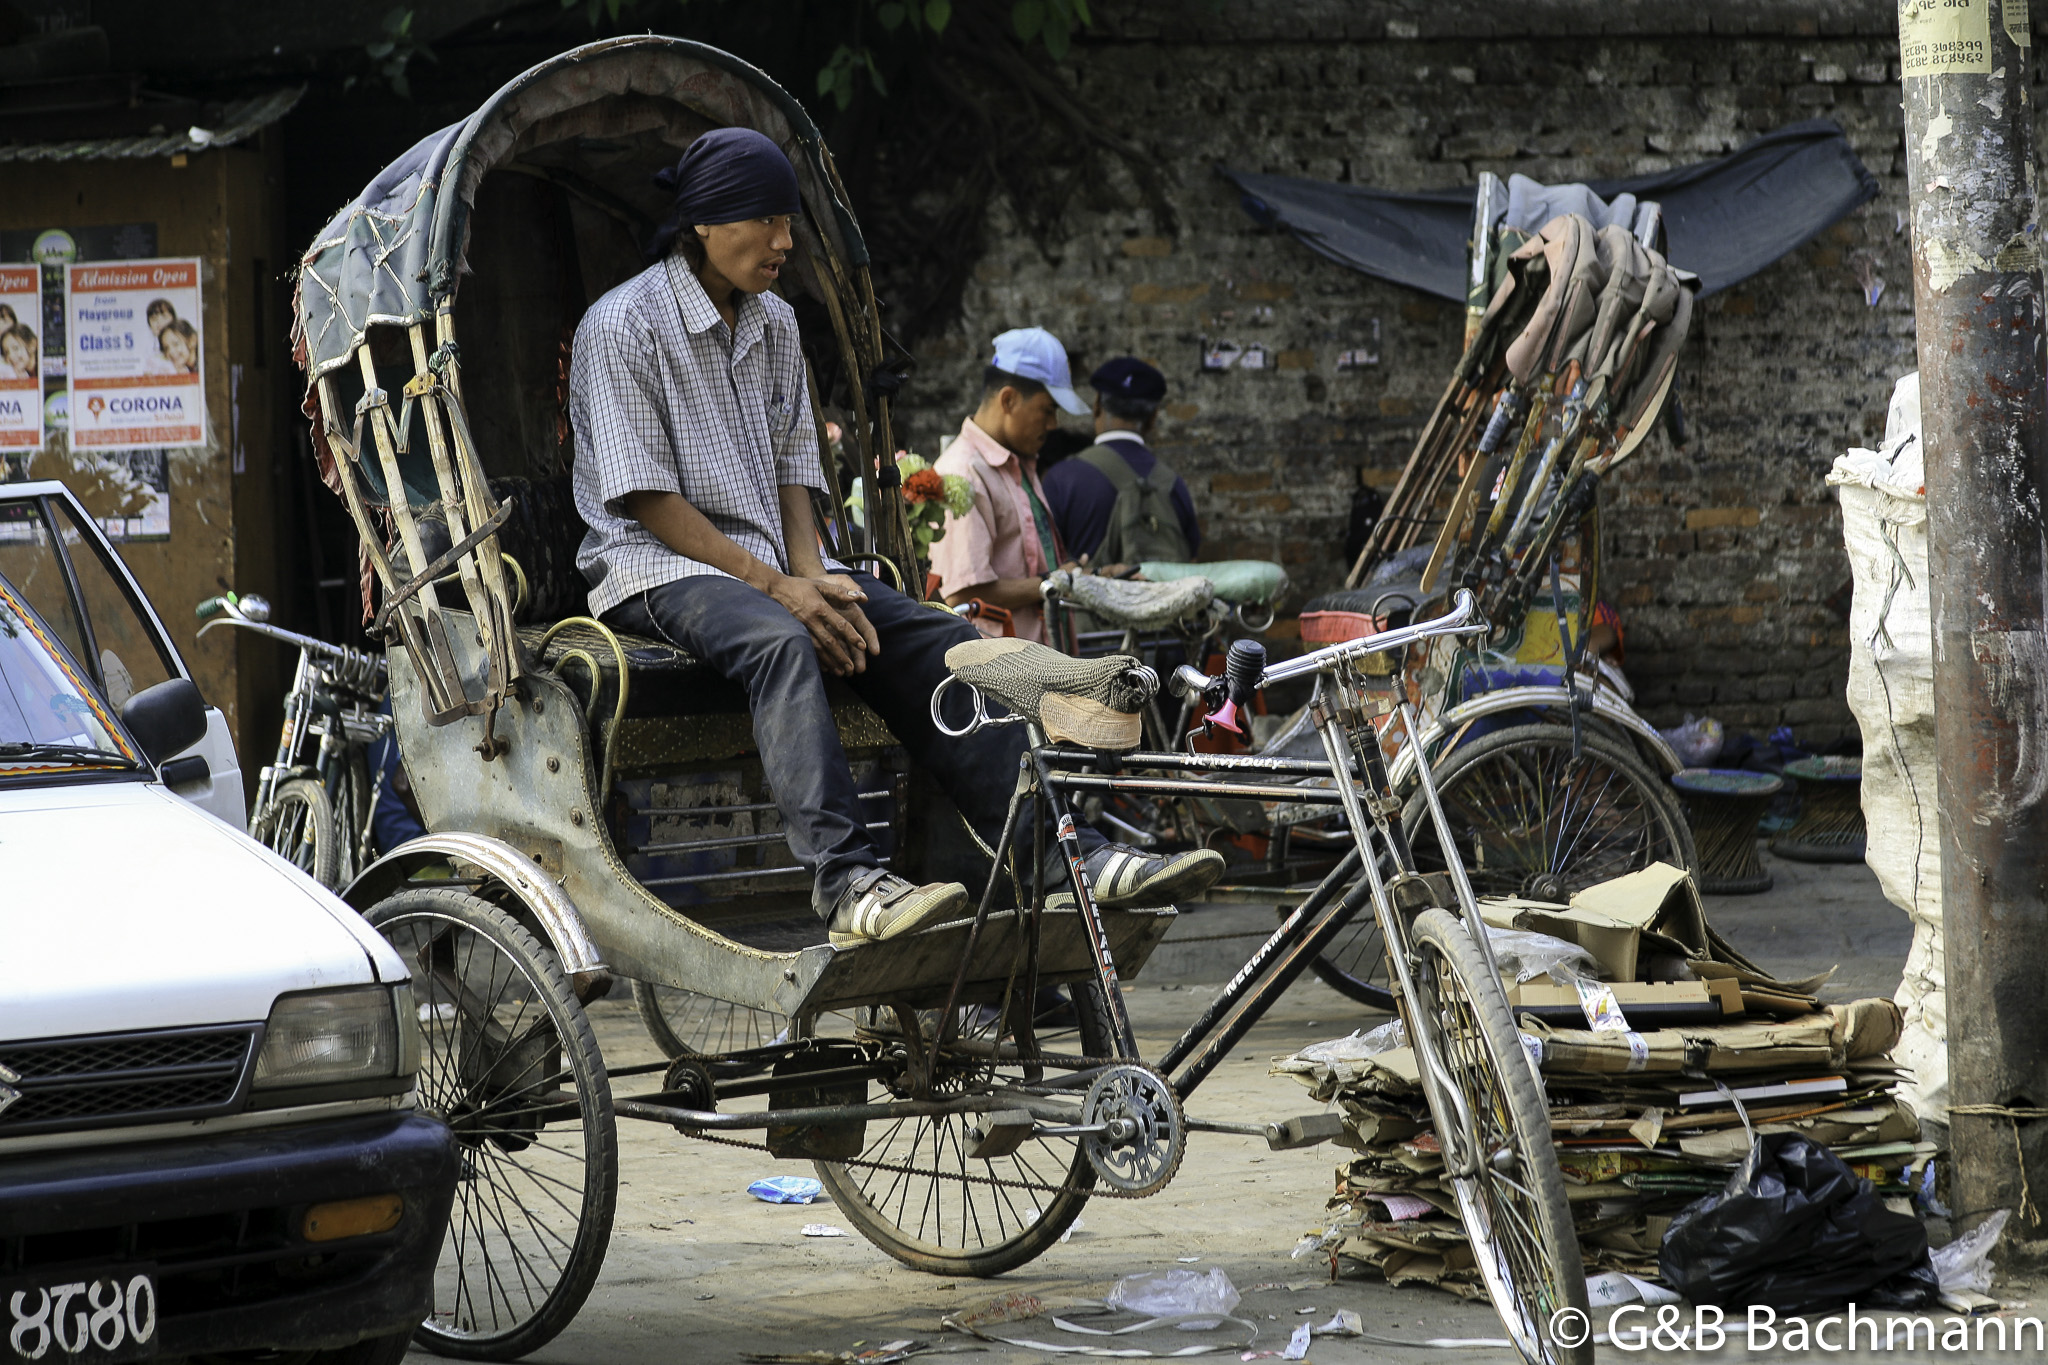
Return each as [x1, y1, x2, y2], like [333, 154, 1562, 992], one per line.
[1826, 371, 1944, 1123]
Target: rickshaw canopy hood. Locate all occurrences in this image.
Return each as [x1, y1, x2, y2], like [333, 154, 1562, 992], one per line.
[294, 34, 866, 384]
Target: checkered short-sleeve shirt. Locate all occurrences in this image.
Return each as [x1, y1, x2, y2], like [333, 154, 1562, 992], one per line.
[570, 255, 825, 616]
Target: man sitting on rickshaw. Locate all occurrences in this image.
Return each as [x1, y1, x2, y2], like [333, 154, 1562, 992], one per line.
[569, 129, 1222, 947]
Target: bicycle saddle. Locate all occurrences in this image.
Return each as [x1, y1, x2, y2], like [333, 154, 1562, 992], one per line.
[944, 637, 1157, 750]
[1043, 569, 1214, 632]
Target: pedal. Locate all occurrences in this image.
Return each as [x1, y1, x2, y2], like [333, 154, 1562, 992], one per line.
[965, 1110, 1037, 1159]
[1264, 1112, 1345, 1151]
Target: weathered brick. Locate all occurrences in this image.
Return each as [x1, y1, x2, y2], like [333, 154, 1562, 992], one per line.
[891, 18, 1914, 744]
[1129, 282, 1209, 305]
[1686, 506, 1763, 530]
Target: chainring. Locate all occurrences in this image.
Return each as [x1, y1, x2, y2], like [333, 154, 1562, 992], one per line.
[1080, 1062, 1185, 1198]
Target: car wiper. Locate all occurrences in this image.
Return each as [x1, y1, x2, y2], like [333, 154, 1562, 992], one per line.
[0, 741, 141, 769]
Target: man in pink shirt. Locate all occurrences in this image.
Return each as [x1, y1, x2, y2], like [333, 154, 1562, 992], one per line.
[931, 328, 1088, 643]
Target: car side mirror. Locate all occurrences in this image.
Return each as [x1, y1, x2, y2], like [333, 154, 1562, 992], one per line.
[121, 678, 208, 767]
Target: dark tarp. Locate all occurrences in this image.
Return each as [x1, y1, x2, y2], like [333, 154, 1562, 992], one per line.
[1220, 119, 1878, 300]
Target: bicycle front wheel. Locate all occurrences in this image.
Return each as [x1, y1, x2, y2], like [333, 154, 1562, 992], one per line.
[1409, 907, 1589, 1364]
[254, 777, 339, 888]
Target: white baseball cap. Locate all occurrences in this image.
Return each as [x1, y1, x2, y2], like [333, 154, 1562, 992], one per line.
[989, 326, 1089, 415]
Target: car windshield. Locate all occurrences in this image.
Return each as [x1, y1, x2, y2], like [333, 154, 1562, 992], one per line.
[0, 569, 139, 777]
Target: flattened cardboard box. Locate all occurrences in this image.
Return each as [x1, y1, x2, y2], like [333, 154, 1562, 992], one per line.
[1507, 977, 1743, 1020]
[1529, 1013, 1838, 1075]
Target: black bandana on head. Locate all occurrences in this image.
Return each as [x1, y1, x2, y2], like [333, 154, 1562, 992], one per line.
[646, 127, 803, 263]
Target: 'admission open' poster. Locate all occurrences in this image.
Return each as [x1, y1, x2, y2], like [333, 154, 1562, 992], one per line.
[64, 258, 206, 452]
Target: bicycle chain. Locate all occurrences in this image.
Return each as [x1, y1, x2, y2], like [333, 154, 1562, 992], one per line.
[666, 1106, 1162, 1200]
[654, 1044, 1175, 1201]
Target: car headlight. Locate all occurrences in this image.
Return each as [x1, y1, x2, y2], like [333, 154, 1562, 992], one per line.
[254, 986, 420, 1089]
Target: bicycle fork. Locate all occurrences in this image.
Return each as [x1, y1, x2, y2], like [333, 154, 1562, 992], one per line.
[1309, 676, 1488, 1178]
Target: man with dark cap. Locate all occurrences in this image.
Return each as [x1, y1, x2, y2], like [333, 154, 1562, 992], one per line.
[1042, 358, 1201, 571]
[569, 130, 1220, 947]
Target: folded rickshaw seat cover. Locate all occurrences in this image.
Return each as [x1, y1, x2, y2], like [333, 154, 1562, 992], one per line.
[1219, 118, 1878, 301]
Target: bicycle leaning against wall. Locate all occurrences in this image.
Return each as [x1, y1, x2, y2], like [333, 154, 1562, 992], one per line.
[197, 592, 393, 889]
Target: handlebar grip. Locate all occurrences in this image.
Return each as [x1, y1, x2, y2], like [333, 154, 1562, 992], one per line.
[195, 595, 233, 622]
[1224, 638, 1266, 705]
[1210, 638, 1267, 737]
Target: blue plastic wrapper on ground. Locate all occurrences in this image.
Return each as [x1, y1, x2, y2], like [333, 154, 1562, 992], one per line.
[748, 1176, 824, 1204]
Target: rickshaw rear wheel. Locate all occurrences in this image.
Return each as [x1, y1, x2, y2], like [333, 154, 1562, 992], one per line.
[1400, 724, 1696, 903]
[365, 887, 617, 1361]
[631, 980, 787, 1057]
[809, 982, 1113, 1276]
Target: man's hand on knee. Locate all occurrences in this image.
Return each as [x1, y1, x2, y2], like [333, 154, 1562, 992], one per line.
[768, 573, 877, 675]
[816, 574, 881, 658]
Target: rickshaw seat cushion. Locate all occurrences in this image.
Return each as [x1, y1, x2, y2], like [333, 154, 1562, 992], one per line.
[944, 637, 1152, 750]
[1298, 581, 1426, 644]
[519, 619, 746, 718]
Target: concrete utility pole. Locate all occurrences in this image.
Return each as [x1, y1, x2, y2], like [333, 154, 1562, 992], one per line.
[1899, 0, 2048, 1240]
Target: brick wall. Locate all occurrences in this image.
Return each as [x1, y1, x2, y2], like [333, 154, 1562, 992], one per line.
[885, 1, 1968, 745]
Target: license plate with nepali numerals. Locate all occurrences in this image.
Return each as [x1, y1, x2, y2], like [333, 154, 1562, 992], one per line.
[4, 1271, 156, 1364]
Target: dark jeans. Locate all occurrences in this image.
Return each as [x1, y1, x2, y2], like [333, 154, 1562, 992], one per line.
[607, 572, 1094, 918]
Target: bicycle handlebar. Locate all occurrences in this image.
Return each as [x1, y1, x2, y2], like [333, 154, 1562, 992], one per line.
[1170, 589, 1487, 702]
[196, 595, 387, 683]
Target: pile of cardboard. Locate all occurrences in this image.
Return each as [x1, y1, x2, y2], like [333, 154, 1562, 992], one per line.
[1275, 865, 1930, 1297]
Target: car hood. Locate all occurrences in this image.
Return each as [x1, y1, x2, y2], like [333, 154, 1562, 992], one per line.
[0, 782, 401, 1039]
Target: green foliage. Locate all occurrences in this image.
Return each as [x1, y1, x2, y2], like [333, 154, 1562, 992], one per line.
[1010, 0, 1088, 60]
[817, 43, 887, 110]
[367, 7, 438, 98]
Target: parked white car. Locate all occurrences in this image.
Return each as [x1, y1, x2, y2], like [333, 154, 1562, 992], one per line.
[0, 487, 454, 1364]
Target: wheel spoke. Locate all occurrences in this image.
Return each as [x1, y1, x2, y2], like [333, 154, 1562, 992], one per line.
[807, 990, 1104, 1271]
[1411, 729, 1680, 900]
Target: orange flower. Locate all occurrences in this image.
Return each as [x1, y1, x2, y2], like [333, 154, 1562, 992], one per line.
[903, 467, 946, 503]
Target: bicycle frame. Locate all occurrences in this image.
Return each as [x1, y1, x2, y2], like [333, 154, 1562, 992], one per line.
[199, 605, 392, 870]
[931, 591, 1502, 1111]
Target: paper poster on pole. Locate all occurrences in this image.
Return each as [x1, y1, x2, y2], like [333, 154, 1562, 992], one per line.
[0, 265, 41, 453]
[1899, 0, 1992, 77]
[64, 258, 206, 452]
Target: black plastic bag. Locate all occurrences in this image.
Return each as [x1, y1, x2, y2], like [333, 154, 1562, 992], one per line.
[1660, 1133, 1939, 1315]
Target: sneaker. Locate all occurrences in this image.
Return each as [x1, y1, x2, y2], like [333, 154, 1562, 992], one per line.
[1047, 843, 1225, 909]
[826, 869, 970, 947]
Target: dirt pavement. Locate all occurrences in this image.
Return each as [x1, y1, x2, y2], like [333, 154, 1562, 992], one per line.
[494, 974, 1522, 1365]
[406, 859, 2048, 1365]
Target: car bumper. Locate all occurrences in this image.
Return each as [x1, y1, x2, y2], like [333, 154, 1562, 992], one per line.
[0, 1109, 455, 1354]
